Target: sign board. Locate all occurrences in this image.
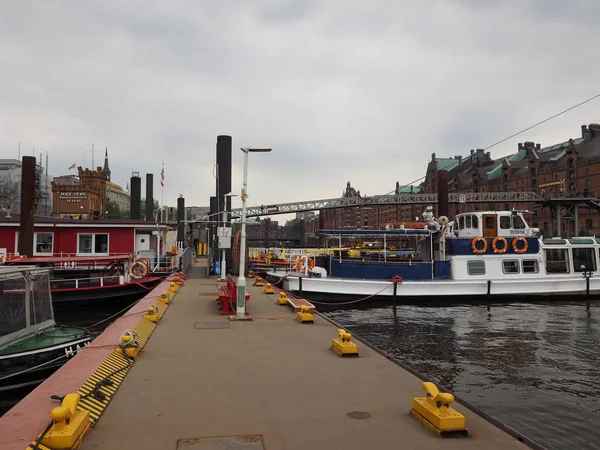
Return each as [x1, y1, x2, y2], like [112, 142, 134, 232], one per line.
[217, 227, 232, 238]
[218, 236, 231, 249]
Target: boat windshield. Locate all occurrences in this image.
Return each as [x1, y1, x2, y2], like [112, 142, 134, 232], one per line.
[0, 268, 55, 348]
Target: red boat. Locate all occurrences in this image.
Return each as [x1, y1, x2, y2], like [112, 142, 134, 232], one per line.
[4, 254, 164, 304]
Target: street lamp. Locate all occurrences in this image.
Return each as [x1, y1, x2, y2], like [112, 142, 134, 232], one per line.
[235, 147, 272, 320]
[218, 192, 237, 281]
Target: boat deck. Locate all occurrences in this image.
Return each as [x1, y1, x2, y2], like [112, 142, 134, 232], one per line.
[78, 277, 527, 450]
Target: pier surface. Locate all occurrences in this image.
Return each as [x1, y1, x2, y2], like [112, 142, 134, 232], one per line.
[78, 277, 527, 450]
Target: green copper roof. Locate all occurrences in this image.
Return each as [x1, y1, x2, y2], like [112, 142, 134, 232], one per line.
[436, 158, 459, 171]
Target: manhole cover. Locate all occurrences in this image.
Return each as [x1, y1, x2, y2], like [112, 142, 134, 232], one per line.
[194, 321, 230, 329]
[177, 435, 264, 449]
[347, 411, 371, 420]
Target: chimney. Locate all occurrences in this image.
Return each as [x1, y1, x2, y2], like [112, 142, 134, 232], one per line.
[582, 124, 591, 141]
[536, 144, 541, 150]
[19, 156, 36, 256]
[145, 174, 154, 221]
[130, 172, 141, 220]
[177, 195, 185, 243]
[518, 143, 523, 150]
[470, 149, 475, 155]
[524, 141, 534, 148]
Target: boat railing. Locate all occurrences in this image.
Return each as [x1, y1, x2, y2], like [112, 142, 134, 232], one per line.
[50, 275, 123, 290]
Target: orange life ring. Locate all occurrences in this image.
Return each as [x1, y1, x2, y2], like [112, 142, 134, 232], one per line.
[471, 236, 488, 254]
[491, 236, 508, 254]
[512, 237, 528, 254]
[296, 257, 315, 272]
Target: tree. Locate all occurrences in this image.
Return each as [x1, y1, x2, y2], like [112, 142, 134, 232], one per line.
[106, 198, 129, 220]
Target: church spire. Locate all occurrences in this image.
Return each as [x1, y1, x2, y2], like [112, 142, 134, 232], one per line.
[102, 147, 111, 181]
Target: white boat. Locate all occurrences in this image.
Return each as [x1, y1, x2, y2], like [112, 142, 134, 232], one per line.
[270, 209, 600, 303]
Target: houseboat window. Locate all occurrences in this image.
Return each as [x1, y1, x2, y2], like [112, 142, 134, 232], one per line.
[500, 216, 511, 229]
[472, 216, 479, 228]
[572, 248, 596, 272]
[78, 233, 109, 255]
[513, 215, 526, 229]
[502, 260, 520, 274]
[459, 216, 465, 230]
[467, 260, 486, 275]
[545, 249, 569, 274]
[465, 215, 472, 228]
[34, 233, 53, 255]
[522, 260, 539, 274]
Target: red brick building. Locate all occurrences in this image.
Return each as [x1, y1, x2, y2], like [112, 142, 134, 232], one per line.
[424, 123, 600, 236]
[321, 122, 600, 237]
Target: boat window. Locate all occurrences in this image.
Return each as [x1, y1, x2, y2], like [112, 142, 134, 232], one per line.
[78, 233, 109, 255]
[500, 216, 511, 229]
[513, 215, 526, 229]
[459, 216, 465, 230]
[572, 248, 596, 272]
[522, 260, 539, 274]
[545, 249, 569, 274]
[485, 216, 495, 230]
[569, 238, 594, 245]
[465, 215, 472, 228]
[34, 232, 54, 255]
[543, 239, 566, 245]
[502, 260, 520, 274]
[472, 216, 479, 228]
[467, 260, 486, 275]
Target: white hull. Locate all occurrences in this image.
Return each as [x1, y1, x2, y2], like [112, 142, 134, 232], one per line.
[282, 275, 599, 299]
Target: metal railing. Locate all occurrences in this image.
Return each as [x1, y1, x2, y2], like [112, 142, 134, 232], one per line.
[50, 275, 123, 290]
[181, 247, 193, 272]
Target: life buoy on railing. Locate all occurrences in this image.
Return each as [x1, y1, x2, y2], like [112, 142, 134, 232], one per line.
[491, 236, 508, 254]
[471, 236, 488, 254]
[290, 255, 301, 269]
[512, 237, 528, 254]
[128, 260, 148, 280]
[296, 257, 315, 272]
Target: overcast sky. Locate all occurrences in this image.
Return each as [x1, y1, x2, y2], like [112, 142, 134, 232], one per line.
[1, 1, 598, 219]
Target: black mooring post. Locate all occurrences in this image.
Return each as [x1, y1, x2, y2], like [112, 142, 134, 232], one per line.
[487, 279, 492, 301]
[586, 273, 590, 296]
[299, 276, 303, 295]
[393, 281, 398, 314]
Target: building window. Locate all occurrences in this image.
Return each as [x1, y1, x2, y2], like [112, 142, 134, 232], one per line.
[522, 260, 539, 274]
[502, 260, 520, 274]
[572, 248, 596, 272]
[545, 249, 569, 274]
[467, 260, 486, 275]
[34, 232, 54, 255]
[77, 233, 109, 255]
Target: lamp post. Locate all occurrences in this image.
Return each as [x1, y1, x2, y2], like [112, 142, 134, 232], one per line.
[235, 147, 272, 320]
[218, 192, 237, 281]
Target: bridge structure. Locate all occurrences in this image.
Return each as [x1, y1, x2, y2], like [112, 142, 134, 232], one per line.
[228, 191, 548, 218]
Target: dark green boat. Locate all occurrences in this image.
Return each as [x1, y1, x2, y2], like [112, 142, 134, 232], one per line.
[0, 267, 90, 398]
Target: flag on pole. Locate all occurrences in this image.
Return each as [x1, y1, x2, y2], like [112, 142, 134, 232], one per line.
[161, 162, 165, 187]
[68, 163, 76, 170]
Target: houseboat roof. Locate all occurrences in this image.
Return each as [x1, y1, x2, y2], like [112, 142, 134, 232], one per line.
[0, 216, 170, 229]
[4, 254, 132, 265]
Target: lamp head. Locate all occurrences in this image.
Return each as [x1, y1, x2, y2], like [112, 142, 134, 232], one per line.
[241, 147, 272, 153]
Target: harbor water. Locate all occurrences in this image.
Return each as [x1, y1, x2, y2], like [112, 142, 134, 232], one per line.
[324, 300, 600, 450]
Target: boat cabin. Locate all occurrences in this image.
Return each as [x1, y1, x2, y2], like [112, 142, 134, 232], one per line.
[455, 211, 538, 239]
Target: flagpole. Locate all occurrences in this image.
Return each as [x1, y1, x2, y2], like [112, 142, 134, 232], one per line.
[160, 159, 164, 223]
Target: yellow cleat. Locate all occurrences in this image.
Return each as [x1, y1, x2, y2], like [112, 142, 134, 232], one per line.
[410, 382, 468, 437]
[331, 328, 358, 357]
[296, 305, 314, 323]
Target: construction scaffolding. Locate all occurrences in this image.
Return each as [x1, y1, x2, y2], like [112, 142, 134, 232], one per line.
[0, 158, 52, 216]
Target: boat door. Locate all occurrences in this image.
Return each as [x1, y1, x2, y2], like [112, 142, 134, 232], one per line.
[483, 214, 497, 238]
[136, 234, 151, 252]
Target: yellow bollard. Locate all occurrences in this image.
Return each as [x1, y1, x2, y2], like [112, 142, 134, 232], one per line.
[331, 328, 359, 357]
[168, 281, 180, 294]
[264, 283, 275, 294]
[277, 292, 288, 305]
[410, 382, 468, 437]
[158, 290, 172, 304]
[255, 276, 265, 287]
[144, 305, 159, 323]
[42, 393, 91, 449]
[248, 270, 256, 278]
[296, 304, 314, 323]
[116, 330, 140, 359]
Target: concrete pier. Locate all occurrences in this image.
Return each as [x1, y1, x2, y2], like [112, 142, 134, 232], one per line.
[77, 277, 527, 450]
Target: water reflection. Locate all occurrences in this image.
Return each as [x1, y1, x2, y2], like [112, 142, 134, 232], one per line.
[325, 301, 600, 450]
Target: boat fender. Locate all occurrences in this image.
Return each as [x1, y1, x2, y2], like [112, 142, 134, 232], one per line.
[491, 236, 508, 254]
[471, 237, 487, 254]
[512, 237, 528, 254]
